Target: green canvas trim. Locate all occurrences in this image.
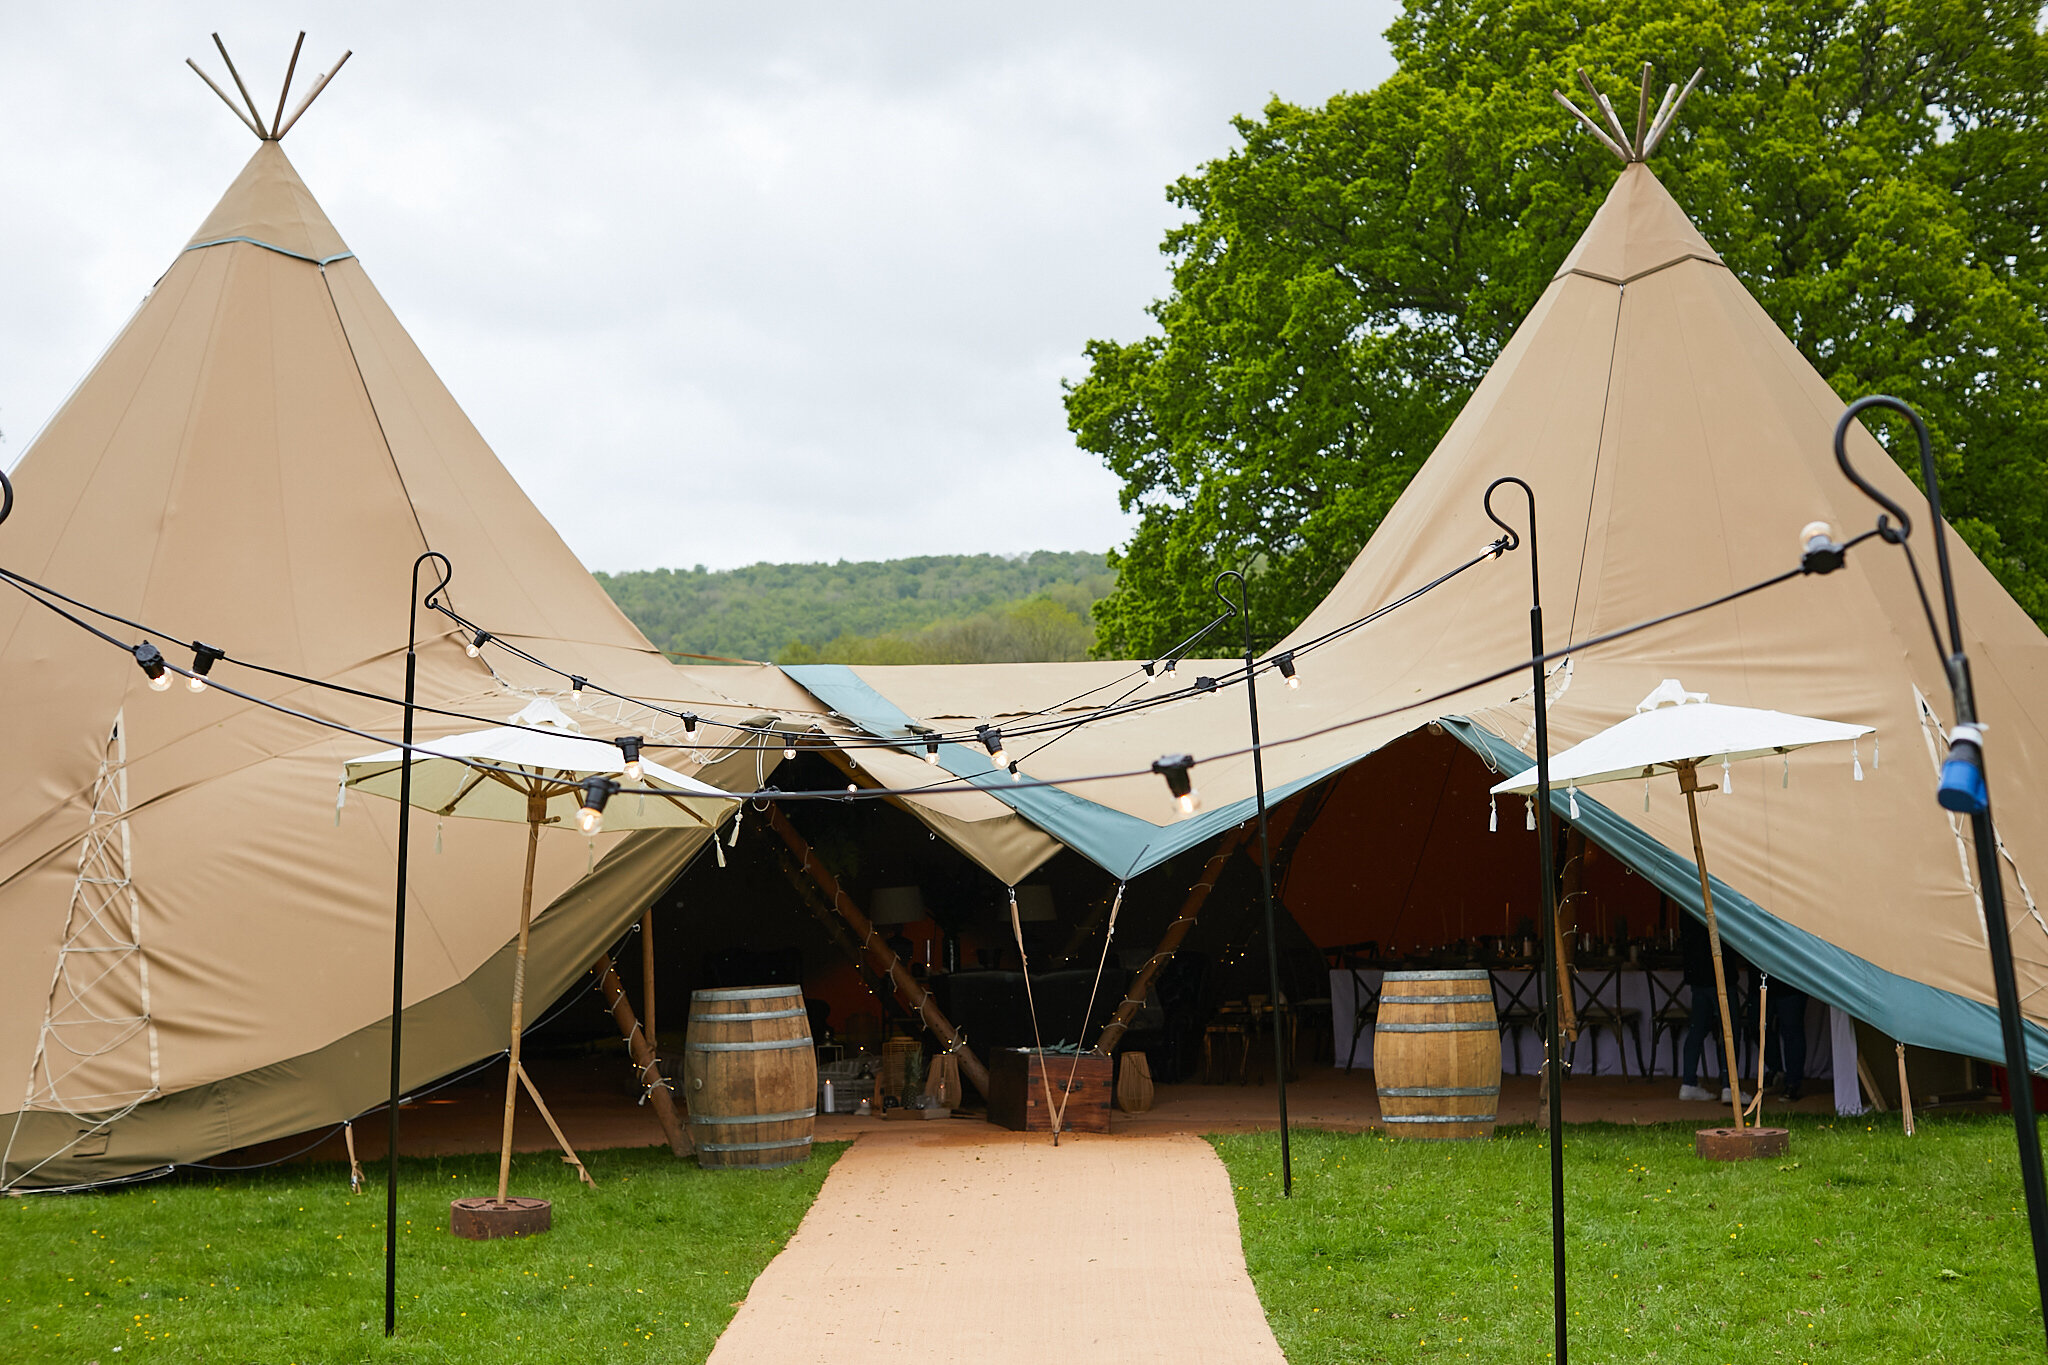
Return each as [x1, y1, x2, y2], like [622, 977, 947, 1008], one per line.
[184, 236, 355, 266]
[1444, 716, 2048, 1073]
[780, 664, 1352, 878]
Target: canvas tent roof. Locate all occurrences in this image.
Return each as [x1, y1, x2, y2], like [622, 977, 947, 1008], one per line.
[0, 137, 816, 1188]
[777, 163, 2048, 1071]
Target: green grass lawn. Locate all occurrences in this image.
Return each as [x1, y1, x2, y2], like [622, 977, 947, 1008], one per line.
[1215, 1113, 2041, 1363]
[2, 1142, 844, 1364]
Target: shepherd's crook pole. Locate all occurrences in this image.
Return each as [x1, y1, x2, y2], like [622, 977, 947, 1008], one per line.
[1215, 570, 1291, 1196]
[387, 550, 452, 1338]
[1831, 396, 2048, 1345]
[1486, 477, 1568, 1365]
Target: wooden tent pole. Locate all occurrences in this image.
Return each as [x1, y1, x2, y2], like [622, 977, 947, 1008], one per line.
[591, 953, 691, 1156]
[1095, 823, 1254, 1054]
[1679, 762, 1744, 1129]
[774, 852, 917, 1023]
[1897, 1043, 1917, 1136]
[764, 805, 989, 1096]
[270, 32, 305, 138]
[641, 909, 658, 1048]
[497, 811, 543, 1202]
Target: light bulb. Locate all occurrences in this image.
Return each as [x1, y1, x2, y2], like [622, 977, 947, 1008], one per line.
[1800, 520, 1846, 575]
[569, 675, 586, 701]
[1276, 651, 1299, 689]
[616, 735, 644, 785]
[1163, 660, 1178, 682]
[186, 642, 223, 693]
[624, 760, 643, 784]
[924, 741, 941, 766]
[1151, 753, 1198, 817]
[979, 727, 1006, 768]
[784, 739, 797, 760]
[465, 630, 491, 658]
[576, 776, 614, 833]
[134, 642, 172, 691]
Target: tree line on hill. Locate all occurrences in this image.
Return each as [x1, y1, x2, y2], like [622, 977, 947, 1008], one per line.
[595, 551, 1112, 663]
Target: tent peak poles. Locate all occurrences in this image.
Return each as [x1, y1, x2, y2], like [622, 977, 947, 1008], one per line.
[1828, 396, 2048, 1345]
[1487, 475, 1568, 1365]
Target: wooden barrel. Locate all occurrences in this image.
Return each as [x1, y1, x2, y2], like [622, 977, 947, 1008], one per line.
[683, 986, 816, 1169]
[1373, 969, 1501, 1140]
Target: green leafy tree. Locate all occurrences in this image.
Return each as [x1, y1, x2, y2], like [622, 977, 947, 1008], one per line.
[1067, 0, 2048, 657]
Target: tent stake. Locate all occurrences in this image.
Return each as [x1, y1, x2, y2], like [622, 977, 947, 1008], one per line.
[1896, 1043, 1916, 1136]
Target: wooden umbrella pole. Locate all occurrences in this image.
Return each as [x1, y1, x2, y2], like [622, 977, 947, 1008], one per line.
[1095, 823, 1253, 1054]
[765, 805, 989, 1095]
[591, 953, 691, 1156]
[1678, 763, 1744, 1129]
[497, 810, 543, 1202]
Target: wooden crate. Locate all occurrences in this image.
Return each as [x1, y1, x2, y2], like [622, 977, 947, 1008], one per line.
[987, 1049, 1112, 1133]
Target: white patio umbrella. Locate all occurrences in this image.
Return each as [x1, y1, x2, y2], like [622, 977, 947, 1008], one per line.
[345, 698, 737, 1206]
[1492, 680, 1871, 1130]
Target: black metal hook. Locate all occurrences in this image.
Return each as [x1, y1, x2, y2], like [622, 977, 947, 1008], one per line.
[1213, 569, 1255, 656]
[1483, 475, 1531, 553]
[1831, 396, 1922, 545]
[414, 551, 454, 615]
[1833, 395, 1970, 662]
[0, 466, 12, 529]
[1483, 477, 1537, 601]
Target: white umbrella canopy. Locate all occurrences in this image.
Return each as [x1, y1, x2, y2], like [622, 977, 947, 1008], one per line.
[1491, 679, 1873, 795]
[343, 697, 735, 832]
[343, 697, 738, 1207]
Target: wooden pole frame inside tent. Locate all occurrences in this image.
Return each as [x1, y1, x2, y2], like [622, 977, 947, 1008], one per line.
[1095, 824, 1254, 1054]
[764, 805, 990, 1096]
[591, 953, 691, 1156]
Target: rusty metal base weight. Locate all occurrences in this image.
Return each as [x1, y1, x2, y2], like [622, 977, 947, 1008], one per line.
[449, 1195, 552, 1240]
[1695, 1126, 1789, 1162]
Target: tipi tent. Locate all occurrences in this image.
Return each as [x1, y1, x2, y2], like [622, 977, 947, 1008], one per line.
[778, 159, 2048, 1069]
[0, 117, 828, 1187]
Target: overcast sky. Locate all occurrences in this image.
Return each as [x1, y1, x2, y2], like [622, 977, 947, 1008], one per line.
[1, 4, 1397, 572]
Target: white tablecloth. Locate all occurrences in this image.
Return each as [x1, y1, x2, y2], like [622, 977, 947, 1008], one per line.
[1329, 967, 1837, 1082]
